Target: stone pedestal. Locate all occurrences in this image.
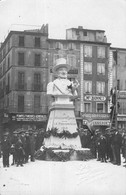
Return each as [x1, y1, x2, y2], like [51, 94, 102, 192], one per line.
[44, 97, 81, 148]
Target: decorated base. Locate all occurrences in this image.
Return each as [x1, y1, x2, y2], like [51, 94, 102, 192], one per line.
[44, 103, 81, 148]
[35, 146, 93, 161]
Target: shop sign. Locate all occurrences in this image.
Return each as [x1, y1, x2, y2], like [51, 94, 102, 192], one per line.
[118, 91, 126, 99]
[91, 120, 110, 126]
[11, 114, 47, 121]
[84, 95, 106, 101]
[82, 113, 110, 119]
[117, 117, 126, 121]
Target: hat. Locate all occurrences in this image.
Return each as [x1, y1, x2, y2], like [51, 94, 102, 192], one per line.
[13, 131, 18, 134]
[95, 129, 99, 132]
[110, 128, 116, 133]
[53, 58, 71, 73]
[4, 132, 9, 136]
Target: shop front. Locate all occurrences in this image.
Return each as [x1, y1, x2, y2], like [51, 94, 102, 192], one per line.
[82, 113, 110, 134]
[2, 113, 47, 134]
[117, 115, 126, 130]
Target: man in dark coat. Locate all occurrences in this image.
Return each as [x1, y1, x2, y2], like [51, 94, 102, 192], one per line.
[112, 129, 122, 165]
[15, 137, 24, 166]
[2, 133, 11, 167]
[80, 129, 91, 148]
[24, 131, 30, 163]
[99, 134, 107, 162]
[35, 129, 45, 151]
[10, 131, 18, 165]
[29, 130, 36, 162]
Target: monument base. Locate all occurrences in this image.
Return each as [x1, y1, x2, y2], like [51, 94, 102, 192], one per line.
[35, 146, 93, 161]
[44, 103, 81, 148]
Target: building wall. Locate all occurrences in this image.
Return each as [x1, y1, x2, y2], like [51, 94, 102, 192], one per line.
[0, 30, 49, 132]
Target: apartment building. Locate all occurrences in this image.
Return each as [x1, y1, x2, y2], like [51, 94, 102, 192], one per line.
[0, 24, 49, 133]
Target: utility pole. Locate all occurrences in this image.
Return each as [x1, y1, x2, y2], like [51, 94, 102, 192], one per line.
[114, 50, 118, 129]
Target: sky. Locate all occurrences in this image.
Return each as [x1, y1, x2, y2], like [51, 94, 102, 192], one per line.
[0, 0, 126, 48]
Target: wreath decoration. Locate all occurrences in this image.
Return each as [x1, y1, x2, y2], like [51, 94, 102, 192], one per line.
[44, 127, 78, 139]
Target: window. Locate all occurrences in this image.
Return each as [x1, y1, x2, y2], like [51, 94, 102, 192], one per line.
[34, 73, 41, 84]
[0, 67, 2, 78]
[6, 73, 10, 93]
[34, 54, 41, 66]
[96, 103, 104, 113]
[7, 73, 10, 88]
[34, 95, 40, 113]
[18, 72, 24, 84]
[97, 46, 105, 58]
[67, 55, 76, 68]
[83, 31, 87, 36]
[18, 95, 24, 112]
[63, 43, 68, 50]
[84, 62, 92, 74]
[3, 47, 6, 57]
[3, 60, 6, 74]
[55, 42, 61, 49]
[19, 36, 25, 47]
[18, 52, 24, 66]
[3, 78, 5, 90]
[122, 102, 126, 114]
[8, 56, 10, 69]
[76, 44, 80, 50]
[117, 80, 120, 90]
[96, 82, 105, 94]
[35, 37, 41, 48]
[84, 103, 91, 112]
[68, 43, 75, 50]
[84, 45, 92, 57]
[97, 63, 105, 75]
[76, 30, 79, 35]
[49, 42, 54, 49]
[18, 72, 25, 90]
[34, 73, 41, 91]
[8, 39, 10, 51]
[0, 52, 2, 62]
[84, 81, 92, 94]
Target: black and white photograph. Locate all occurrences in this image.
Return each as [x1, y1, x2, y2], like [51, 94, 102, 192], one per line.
[0, 0, 126, 194]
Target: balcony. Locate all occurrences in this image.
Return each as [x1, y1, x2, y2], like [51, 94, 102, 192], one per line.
[15, 83, 27, 91]
[32, 84, 43, 92]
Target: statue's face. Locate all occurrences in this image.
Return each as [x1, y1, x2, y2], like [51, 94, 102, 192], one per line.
[57, 67, 68, 79]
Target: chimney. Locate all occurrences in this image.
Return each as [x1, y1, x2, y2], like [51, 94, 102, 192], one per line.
[78, 26, 83, 29]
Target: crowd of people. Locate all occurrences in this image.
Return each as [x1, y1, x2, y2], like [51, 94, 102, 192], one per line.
[79, 127, 126, 167]
[0, 129, 45, 167]
[0, 127, 126, 168]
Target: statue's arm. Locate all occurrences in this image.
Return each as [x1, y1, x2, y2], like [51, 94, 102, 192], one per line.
[47, 82, 54, 95]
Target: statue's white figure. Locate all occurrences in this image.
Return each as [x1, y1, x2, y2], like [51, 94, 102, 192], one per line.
[47, 58, 79, 99]
[44, 58, 81, 149]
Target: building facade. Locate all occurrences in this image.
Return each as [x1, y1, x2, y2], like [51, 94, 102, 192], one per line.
[0, 25, 49, 134]
[110, 47, 126, 130]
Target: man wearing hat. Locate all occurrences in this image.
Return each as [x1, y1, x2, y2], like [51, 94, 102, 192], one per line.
[111, 128, 122, 165]
[47, 58, 79, 97]
[2, 132, 11, 167]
